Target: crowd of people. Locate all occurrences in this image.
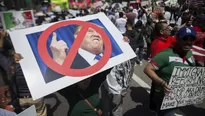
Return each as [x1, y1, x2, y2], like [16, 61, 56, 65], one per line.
[0, 0, 205, 116]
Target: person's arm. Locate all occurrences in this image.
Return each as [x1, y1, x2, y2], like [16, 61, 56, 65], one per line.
[144, 53, 171, 93]
[144, 63, 166, 85]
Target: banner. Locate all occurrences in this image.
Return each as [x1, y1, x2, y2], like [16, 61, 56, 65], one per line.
[192, 45, 205, 62]
[93, 1, 103, 9]
[9, 13, 136, 100]
[1, 10, 35, 31]
[161, 66, 205, 110]
[51, 0, 69, 9]
[69, 0, 91, 9]
[122, 2, 128, 7]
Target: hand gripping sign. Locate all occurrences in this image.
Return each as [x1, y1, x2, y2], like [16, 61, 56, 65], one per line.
[38, 20, 112, 77]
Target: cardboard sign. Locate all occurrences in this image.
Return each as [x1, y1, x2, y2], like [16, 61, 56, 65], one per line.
[161, 66, 205, 110]
[18, 105, 37, 116]
[9, 13, 136, 100]
[1, 10, 35, 31]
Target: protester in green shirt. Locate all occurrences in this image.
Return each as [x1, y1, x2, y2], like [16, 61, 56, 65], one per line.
[144, 26, 196, 116]
[58, 69, 111, 116]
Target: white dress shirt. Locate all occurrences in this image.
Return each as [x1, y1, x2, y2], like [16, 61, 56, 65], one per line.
[78, 48, 102, 66]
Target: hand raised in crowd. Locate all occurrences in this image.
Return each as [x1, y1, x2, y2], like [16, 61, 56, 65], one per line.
[0, 30, 7, 48]
[14, 53, 23, 63]
[50, 32, 69, 65]
[161, 81, 171, 95]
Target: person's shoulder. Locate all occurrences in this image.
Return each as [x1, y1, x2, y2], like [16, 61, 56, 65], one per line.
[156, 48, 173, 56]
[151, 38, 162, 46]
[116, 18, 120, 22]
[122, 18, 127, 21]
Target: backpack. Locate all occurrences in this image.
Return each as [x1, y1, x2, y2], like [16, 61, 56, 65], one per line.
[144, 24, 155, 44]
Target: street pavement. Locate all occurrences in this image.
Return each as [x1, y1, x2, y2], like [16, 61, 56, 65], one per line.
[44, 60, 205, 116]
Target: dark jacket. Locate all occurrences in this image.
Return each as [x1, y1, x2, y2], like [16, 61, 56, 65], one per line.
[135, 28, 144, 47]
[125, 30, 138, 51]
[0, 48, 30, 97]
[44, 52, 90, 83]
[0, 49, 22, 113]
[125, 29, 144, 51]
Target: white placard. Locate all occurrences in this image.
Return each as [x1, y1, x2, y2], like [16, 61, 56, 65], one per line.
[9, 13, 136, 100]
[161, 66, 205, 110]
[18, 105, 37, 116]
[122, 2, 128, 7]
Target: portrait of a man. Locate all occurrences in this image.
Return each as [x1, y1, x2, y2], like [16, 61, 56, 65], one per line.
[26, 19, 123, 83]
[50, 25, 104, 67]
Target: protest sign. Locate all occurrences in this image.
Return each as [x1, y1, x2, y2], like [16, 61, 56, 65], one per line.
[18, 105, 36, 116]
[9, 13, 136, 100]
[1, 10, 35, 31]
[161, 66, 205, 110]
[93, 1, 104, 8]
[51, 0, 69, 9]
[122, 2, 128, 7]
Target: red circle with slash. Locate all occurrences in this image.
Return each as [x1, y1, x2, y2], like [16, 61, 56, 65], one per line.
[38, 20, 112, 77]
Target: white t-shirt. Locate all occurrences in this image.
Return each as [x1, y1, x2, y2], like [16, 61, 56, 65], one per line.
[141, 13, 147, 26]
[176, 17, 182, 26]
[115, 12, 119, 19]
[108, 14, 116, 23]
[164, 11, 171, 24]
[115, 18, 127, 34]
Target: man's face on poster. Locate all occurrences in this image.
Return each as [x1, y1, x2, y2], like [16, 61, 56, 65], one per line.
[75, 26, 104, 55]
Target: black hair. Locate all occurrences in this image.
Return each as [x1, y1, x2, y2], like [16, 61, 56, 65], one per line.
[119, 12, 124, 18]
[155, 22, 167, 35]
[181, 12, 192, 25]
[126, 20, 133, 29]
[134, 20, 143, 29]
[164, 6, 170, 12]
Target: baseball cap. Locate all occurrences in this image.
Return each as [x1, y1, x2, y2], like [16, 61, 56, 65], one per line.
[176, 26, 196, 40]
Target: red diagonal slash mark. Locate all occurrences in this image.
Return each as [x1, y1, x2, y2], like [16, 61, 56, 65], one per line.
[38, 20, 112, 77]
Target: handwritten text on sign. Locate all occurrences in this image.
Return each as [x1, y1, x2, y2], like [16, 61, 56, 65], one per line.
[161, 66, 205, 110]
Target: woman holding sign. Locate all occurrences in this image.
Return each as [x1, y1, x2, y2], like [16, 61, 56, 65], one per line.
[144, 26, 196, 116]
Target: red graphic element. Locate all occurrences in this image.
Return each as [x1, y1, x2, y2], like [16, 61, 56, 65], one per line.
[38, 20, 112, 77]
[23, 11, 32, 20]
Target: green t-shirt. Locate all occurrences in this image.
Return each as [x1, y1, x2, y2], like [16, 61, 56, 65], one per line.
[150, 48, 195, 92]
[70, 93, 99, 116]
